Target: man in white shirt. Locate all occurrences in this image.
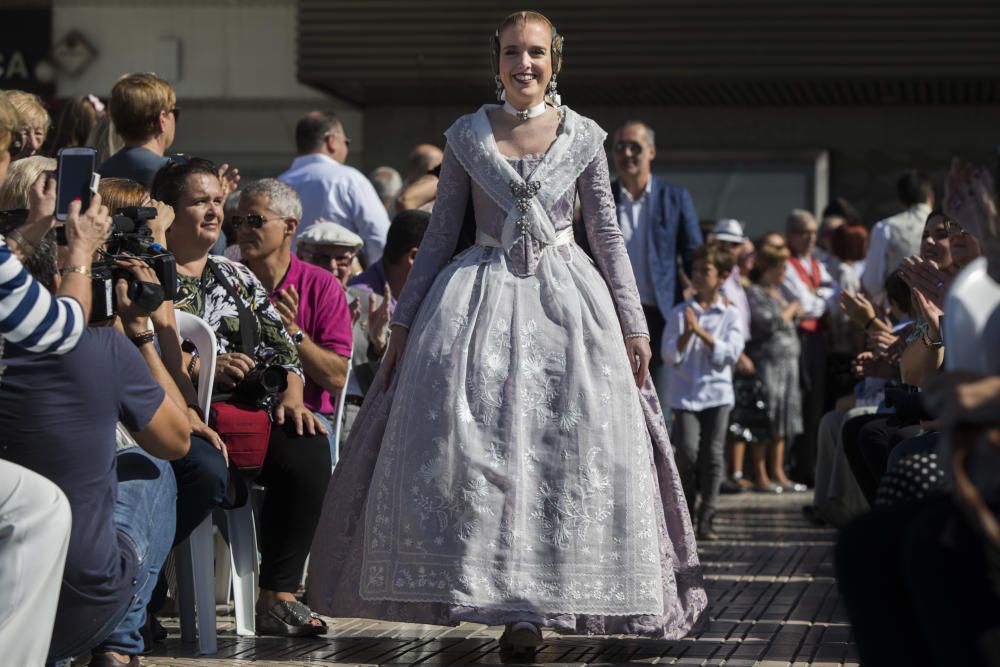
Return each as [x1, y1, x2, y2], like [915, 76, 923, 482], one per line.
[860, 170, 934, 302]
[783, 209, 839, 487]
[279, 111, 390, 263]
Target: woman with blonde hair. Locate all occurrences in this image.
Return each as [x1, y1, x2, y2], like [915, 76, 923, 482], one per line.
[0, 155, 56, 209]
[308, 9, 706, 656]
[2, 89, 51, 160]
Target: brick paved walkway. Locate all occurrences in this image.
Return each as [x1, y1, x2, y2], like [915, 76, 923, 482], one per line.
[144, 491, 858, 666]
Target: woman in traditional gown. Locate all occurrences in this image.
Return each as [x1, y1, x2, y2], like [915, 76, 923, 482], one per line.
[307, 10, 706, 654]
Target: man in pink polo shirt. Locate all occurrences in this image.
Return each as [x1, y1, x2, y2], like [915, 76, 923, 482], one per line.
[235, 178, 353, 462]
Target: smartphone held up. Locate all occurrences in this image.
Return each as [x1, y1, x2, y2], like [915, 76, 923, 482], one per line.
[55, 147, 99, 221]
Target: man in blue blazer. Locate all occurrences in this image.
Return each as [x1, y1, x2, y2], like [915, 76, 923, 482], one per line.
[609, 121, 703, 417]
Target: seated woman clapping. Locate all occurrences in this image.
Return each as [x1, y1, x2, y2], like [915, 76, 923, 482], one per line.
[152, 158, 331, 637]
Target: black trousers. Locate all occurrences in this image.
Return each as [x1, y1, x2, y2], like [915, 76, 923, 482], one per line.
[256, 421, 331, 592]
[791, 329, 826, 485]
[842, 414, 920, 504]
[836, 497, 1000, 667]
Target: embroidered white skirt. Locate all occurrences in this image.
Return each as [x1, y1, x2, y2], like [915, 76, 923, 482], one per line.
[308, 242, 706, 636]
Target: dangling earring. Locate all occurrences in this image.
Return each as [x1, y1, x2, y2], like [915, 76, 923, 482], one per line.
[548, 76, 561, 106]
[495, 75, 505, 102]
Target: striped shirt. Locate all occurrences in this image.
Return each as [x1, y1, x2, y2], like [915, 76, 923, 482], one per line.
[0, 238, 84, 354]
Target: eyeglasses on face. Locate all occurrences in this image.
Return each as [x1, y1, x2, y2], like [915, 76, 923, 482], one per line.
[300, 247, 357, 265]
[169, 107, 181, 122]
[232, 214, 285, 229]
[613, 140, 644, 155]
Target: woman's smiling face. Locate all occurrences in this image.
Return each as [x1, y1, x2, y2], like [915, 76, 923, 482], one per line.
[498, 20, 552, 109]
[920, 213, 952, 266]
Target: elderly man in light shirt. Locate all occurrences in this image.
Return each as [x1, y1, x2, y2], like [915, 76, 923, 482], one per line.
[860, 169, 934, 303]
[279, 111, 390, 263]
[783, 209, 839, 488]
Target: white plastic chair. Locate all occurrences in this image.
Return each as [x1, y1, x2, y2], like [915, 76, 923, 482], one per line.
[173, 311, 220, 653]
[944, 257, 1000, 373]
[332, 356, 353, 462]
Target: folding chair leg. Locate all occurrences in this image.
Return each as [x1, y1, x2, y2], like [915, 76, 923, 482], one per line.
[226, 502, 258, 637]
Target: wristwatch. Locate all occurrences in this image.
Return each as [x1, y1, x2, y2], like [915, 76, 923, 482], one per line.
[291, 330, 305, 345]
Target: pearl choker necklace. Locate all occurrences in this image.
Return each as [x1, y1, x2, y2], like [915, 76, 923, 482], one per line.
[502, 100, 547, 121]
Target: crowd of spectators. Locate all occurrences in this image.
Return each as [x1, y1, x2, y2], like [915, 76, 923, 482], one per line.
[0, 75, 435, 665]
[1, 73, 999, 667]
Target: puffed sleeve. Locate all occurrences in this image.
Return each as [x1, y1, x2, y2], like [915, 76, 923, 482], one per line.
[576, 150, 648, 338]
[390, 145, 470, 329]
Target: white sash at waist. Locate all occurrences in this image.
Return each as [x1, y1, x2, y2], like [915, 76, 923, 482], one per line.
[476, 226, 575, 249]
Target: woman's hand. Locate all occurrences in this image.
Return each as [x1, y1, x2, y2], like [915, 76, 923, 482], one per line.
[899, 257, 950, 306]
[376, 324, 409, 385]
[368, 284, 392, 355]
[275, 373, 328, 437]
[217, 163, 242, 198]
[626, 336, 652, 389]
[16, 172, 58, 249]
[912, 287, 944, 341]
[148, 199, 175, 247]
[63, 193, 112, 261]
[188, 407, 229, 465]
[214, 352, 257, 390]
[945, 158, 998, 246]
[867, 329, 898, 356]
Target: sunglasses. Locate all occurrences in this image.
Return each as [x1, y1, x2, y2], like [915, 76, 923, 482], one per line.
[613, 140, 644, 155]
[232, 214, 284, 229]
[169, 107, 181, 122]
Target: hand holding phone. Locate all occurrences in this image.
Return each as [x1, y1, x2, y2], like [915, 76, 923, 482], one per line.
[56, 147, 98, 222]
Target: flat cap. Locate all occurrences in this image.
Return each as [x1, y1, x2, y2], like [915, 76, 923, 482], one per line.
[297, 221, 364, 249]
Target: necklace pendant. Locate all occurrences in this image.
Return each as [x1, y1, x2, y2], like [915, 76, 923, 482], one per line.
[516, 109, 530, 121]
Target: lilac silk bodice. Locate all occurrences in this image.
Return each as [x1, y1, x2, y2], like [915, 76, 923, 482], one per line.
[391, 109, 649, 340]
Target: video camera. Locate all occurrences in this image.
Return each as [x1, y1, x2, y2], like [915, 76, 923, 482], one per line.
[87, 206, 178, 322]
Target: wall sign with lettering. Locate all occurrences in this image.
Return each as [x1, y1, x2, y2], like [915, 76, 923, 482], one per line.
[0, 9, 55, 97]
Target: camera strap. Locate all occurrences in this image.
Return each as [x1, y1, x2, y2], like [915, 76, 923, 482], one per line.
[204, 258, 259, 356]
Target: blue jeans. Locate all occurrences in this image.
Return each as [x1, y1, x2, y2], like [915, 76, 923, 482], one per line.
[313, 412, 339, 467]
[93, 448, 177, 657]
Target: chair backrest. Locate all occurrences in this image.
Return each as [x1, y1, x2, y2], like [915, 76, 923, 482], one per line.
[330, 354, 352, 450]
[175, 310, 218, 415]
[944, 257, 1000, 374]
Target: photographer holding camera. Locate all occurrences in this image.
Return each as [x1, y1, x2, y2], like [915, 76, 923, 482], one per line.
[93, 177, 231, 642]
[0, 193, 190, 665]
[152, 158, 331, 637]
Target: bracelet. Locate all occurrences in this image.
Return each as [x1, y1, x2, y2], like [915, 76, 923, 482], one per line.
[863, 316, 877, 331]
[6, 229, 36, 257]
[129, 329, 155, 348]
[922, 331, 944, 349]
[187, 354, 200, 378]
[60, 264, 93, 278]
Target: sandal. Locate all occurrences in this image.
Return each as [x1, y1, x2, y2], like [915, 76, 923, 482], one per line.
[256, 599, 327, 637]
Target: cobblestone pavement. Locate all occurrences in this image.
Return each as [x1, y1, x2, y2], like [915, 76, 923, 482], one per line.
[144, 491, 858, 666]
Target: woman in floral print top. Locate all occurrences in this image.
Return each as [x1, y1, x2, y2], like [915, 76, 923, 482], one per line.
[154, 158, 332, 637]
[174, 255, 303, 384]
